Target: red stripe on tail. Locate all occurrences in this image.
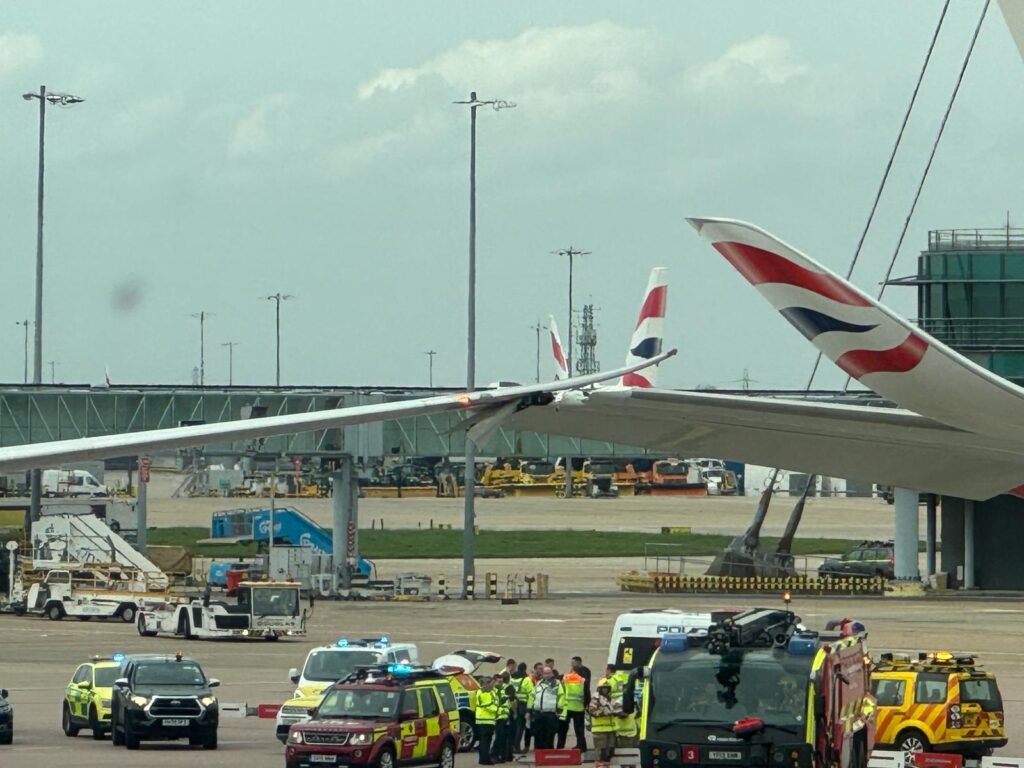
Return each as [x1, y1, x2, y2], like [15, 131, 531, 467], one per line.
[635, 285, 668, 327]
[621, 372, 653, 388]
[835, 334, 928, 378]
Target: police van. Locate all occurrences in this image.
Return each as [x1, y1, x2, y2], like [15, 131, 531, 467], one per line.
[607, 609, 716, 673]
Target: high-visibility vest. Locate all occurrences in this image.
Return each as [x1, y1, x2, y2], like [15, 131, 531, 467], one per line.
[476, 690, 499, 725]
[513, 675, 535, 703]
[588, 697, 617, 734]
[496, 692, 511, 720]
[561, 672, 586, 713]
[615, 709, 637, 738]
[533, 681, 560, 713]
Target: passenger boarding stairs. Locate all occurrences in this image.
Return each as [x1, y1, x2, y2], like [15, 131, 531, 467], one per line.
[30, 514, 168, 589]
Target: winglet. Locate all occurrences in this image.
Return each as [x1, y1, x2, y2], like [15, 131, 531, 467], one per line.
[621, 267, 668, 387]
[548, 315, 569, 380]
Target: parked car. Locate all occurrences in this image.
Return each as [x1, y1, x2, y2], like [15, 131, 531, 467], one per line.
[818, 540, 894, 580]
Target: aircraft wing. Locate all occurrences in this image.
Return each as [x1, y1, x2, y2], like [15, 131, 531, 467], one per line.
[689, 217, 1024, 446]
[509, 387, 1024, 501]
[0, 351, 674, 472]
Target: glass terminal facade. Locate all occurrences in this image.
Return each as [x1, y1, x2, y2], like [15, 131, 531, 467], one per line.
[890, 227, 1024, 384]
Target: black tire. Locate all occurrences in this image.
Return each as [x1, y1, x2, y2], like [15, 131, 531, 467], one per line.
[0, 730, 11, 745]
[458, 714, 475, 752]
[89, 705, 105, 740]
[62, 703, 80, 737]
[46, 603, 65, 621]
[896, 730, 929, 767]
[377, 746, 396, 768]
[119, 605, 137, 624]
[137, 614, 157, 637]
[124, 724, 140, 750]
[439, 739, 456, 768]
[111, 711, 124, 746]
[202, 730, 218, 750]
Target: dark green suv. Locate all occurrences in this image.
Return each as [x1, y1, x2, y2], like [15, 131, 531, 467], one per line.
[818, 540, 894, 580]
[110, 653, 220, 750]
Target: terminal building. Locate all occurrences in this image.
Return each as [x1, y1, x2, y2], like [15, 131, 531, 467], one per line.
[891, 225, 1024, 589]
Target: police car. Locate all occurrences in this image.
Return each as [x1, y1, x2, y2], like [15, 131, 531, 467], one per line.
[62, 654, 124, 739]
[275, 636, 418, 742]
[285, 664, 459, 768]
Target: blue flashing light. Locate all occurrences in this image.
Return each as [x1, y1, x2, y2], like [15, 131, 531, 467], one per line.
[112, 652, 126, 663]
[660, 634, 689, 653]
[387, 663, 413, 675]
[787, 634, 817, 656]
[375, 634, 391, 648]
[336, 637, 349, 648]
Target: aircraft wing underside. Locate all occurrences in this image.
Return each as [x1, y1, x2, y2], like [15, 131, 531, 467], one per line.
[508, 388, 1024, 501]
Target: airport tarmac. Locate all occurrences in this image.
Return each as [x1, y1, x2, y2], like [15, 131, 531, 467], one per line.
[1, 592, 1021, 767]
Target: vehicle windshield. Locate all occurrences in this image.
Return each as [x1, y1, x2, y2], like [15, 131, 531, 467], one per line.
[317, 688, 402, 720]
[94, 667, 120, 688]
[303, 650, 381, 682]
[134, 662, 206, 686]
[961, 678, 1003, 710]
[251, 587, 299, 616]
[649, 649, 811, 728]
[656, 463, 689, 476]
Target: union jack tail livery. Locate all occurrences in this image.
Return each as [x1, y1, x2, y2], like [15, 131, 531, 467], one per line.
[688, 217, 1024, 445]
[548, 315, 569, 380]
[620, 267, 668, 388]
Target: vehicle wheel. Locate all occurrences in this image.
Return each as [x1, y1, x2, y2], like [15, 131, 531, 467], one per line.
[124, 725, 140, 750]
[62, 703, 80, 737]
[89, 705, 105, 739]
[458, 718, 475, 752]
[439, 739, 456, 768]
[120, 605, 137, 624]
[189, 734, 202, 746]
[896, 730, 929, 767]
[47, 603, 65, 621]
[111, 713, 124, 746]
[202, 730, 218, 750]
[377, 747, 396, 768]
[0, 731, 10, 745]
[137, 614, 157, 637]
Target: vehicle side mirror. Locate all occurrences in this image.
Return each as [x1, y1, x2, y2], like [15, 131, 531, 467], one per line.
[401, 709, 419, 721]
[307, 707, 319, 717]
[78, 681, 93, 690]
[289, 668, 300, 684]
[0, 689, 7, 699]
[208, 679, 221, 688]
[114, 678, 129, 688]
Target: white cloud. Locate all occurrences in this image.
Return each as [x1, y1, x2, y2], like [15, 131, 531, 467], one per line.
[685, 34, 806, 94]
[358, 22, 658, 119]
[228, 94, 295, 157]
[0, 32, 42, 79]
[328, 111, 443, 175]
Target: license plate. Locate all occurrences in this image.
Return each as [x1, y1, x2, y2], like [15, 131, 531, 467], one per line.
[310, 756, 337, 764]
[162, 718, 189, 727]
[708, 751, 742, 761]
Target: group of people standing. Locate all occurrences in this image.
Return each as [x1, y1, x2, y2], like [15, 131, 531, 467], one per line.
[473, 656, 638, 766]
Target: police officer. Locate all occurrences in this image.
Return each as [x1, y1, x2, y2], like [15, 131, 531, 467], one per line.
[511, 662, 535, 753]
[475, 675, 500, 765]
[530, 666, 560, 749]
[492, 681, 516, 763]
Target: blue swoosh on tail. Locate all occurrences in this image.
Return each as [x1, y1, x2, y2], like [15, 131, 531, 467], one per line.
[778, 307, 878, 340]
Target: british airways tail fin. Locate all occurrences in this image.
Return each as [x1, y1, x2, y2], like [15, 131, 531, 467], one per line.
[547, 315, 569, 380]
[688, 217, 1024, 443]
[621, 267, 668, 387]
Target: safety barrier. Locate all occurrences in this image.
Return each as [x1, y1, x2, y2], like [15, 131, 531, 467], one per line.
[437, 576, 447, 599]
[464, 574, 475, 599]
[869, 751, 1024, 768]
[486, 572, 499, 599]
[616, 571, 886, 595]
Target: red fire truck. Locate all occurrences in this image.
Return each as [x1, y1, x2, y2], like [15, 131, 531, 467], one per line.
[629, 608, 875, 768]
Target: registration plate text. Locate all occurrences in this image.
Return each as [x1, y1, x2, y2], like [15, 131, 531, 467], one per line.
[162, 718, 189, 727]
[708, 751, 742, 761]
[310, 756, 337, 764]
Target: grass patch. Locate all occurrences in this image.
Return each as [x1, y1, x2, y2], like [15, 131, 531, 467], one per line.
[147, 526, 860, 560]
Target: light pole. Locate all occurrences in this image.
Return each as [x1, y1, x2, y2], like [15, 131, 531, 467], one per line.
[222, 341, 240, 386]
[49, 361, 57, 384]
[190, 311, 212, 386]
[551, 247, 591, 375]
[23, 85, 84, 523]
[424, 350, 437, 387]
[453, 91, 515, 596]
[263, 293, 293, 386]
[531, 321, 543, 383]
[14, 321, 29, 384]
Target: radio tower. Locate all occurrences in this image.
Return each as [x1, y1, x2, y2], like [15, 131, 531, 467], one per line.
[575, 304, 600, 375]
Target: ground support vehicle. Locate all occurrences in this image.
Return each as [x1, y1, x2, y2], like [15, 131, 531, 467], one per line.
[0, 688, 11, 744]
[818, 541, 895, 581]
[872, 651, 1006, 761]
[110, 652, 220, 750]
[635, 459, 708, 496]
[63, 656, 122, 739]
[276, 636, 419, 742]
[631, 608, 874, 768]
[14, 566, 171, 622]
[137, 580, 306, 640]
[284, 664, 459, 768]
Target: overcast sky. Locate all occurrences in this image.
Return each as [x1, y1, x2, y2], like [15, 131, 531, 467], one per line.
[0, 1, 1021, 390]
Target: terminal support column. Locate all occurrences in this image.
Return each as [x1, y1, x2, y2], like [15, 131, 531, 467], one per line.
[332, 456, 358, 593]
[925, 494, 937, 577]
[964, 499, 976, 589]
[893, 487, 920, 580]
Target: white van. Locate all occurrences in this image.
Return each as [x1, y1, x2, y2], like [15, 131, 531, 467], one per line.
[41, 469, 109, 498]
[607, 609, 715, 672]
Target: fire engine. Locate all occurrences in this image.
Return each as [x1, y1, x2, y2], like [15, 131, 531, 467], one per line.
[628, 607, 875, 768]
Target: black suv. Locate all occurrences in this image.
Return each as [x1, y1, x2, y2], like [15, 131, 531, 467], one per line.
[110, 653, 220, 750]
[0, 688, 12, 745]
[818, 540, 894, 580]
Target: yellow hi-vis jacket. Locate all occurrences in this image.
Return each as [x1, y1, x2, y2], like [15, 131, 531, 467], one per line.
[560, 672, 586, 714]
[512, 675, 535, 704]
[587, 693, 619, 734]
[475, 689, 499, 726]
